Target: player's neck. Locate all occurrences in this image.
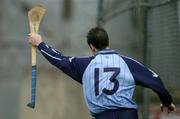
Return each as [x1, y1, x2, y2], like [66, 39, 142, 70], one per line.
[93, 47, 111, 55]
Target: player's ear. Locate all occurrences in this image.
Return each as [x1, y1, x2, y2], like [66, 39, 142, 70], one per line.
[89, 44, 95, 50]
[89, 44, 97, 55]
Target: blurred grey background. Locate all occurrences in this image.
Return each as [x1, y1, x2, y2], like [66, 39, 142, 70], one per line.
[0, 0, 180, 119]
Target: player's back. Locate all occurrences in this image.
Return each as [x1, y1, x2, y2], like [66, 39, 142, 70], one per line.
[82, 50, 137, 115]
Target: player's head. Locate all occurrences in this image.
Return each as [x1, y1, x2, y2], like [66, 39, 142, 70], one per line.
[86, 27, 109, 55]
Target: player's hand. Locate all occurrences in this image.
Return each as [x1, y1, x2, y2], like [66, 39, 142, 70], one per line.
[160, 103, 176, 113]
[28, 33, 43, 46]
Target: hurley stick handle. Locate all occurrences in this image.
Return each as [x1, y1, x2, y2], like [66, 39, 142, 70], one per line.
[31, 46, 37, 66]
[28, 23, 39, 109]
[30, 23, 39, 66]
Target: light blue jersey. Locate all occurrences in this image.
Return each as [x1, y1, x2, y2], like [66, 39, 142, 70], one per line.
[38, 42, 172, 116]
[82, 50, 137, 114]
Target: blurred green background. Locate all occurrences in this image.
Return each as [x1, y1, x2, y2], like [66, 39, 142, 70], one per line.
[0, 0, 180, 119]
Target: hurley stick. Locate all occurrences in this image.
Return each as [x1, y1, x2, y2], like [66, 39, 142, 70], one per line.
[27, 5, 46, 109]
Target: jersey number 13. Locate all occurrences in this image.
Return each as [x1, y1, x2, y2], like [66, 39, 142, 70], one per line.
[94, 67, 120, 96]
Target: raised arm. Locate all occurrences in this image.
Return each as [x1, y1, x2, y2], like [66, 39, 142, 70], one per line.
[28, 33, 82, 83]
[38, 42, 83, 81]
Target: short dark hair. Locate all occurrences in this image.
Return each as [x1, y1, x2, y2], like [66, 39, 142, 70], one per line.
[86, 27, 109, 50]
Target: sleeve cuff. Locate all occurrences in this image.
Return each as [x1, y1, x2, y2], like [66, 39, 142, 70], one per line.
[37, 42, 46, 50]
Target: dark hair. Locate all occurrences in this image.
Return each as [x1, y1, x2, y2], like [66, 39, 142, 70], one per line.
[86, 27, 109, 50]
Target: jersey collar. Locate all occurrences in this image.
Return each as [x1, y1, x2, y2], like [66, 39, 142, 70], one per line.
[95, 49, 118, 56]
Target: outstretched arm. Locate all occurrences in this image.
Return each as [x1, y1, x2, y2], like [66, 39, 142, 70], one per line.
[28, 33, 82, 83]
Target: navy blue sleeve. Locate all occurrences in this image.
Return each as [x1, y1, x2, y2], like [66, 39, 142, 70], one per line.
[122, 56, 172, 106]
[38, 42, 93, 84]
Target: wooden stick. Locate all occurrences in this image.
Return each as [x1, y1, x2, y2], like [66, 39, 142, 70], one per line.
[27, 5, 46, 109]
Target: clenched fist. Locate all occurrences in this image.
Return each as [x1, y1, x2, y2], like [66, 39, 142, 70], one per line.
[28, 33, 43, 46]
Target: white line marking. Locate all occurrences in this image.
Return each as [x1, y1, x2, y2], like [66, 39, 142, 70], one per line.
[41, 49, 62, 61]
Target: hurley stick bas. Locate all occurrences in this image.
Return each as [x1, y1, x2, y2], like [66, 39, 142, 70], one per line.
[27, 5, 46, 109]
